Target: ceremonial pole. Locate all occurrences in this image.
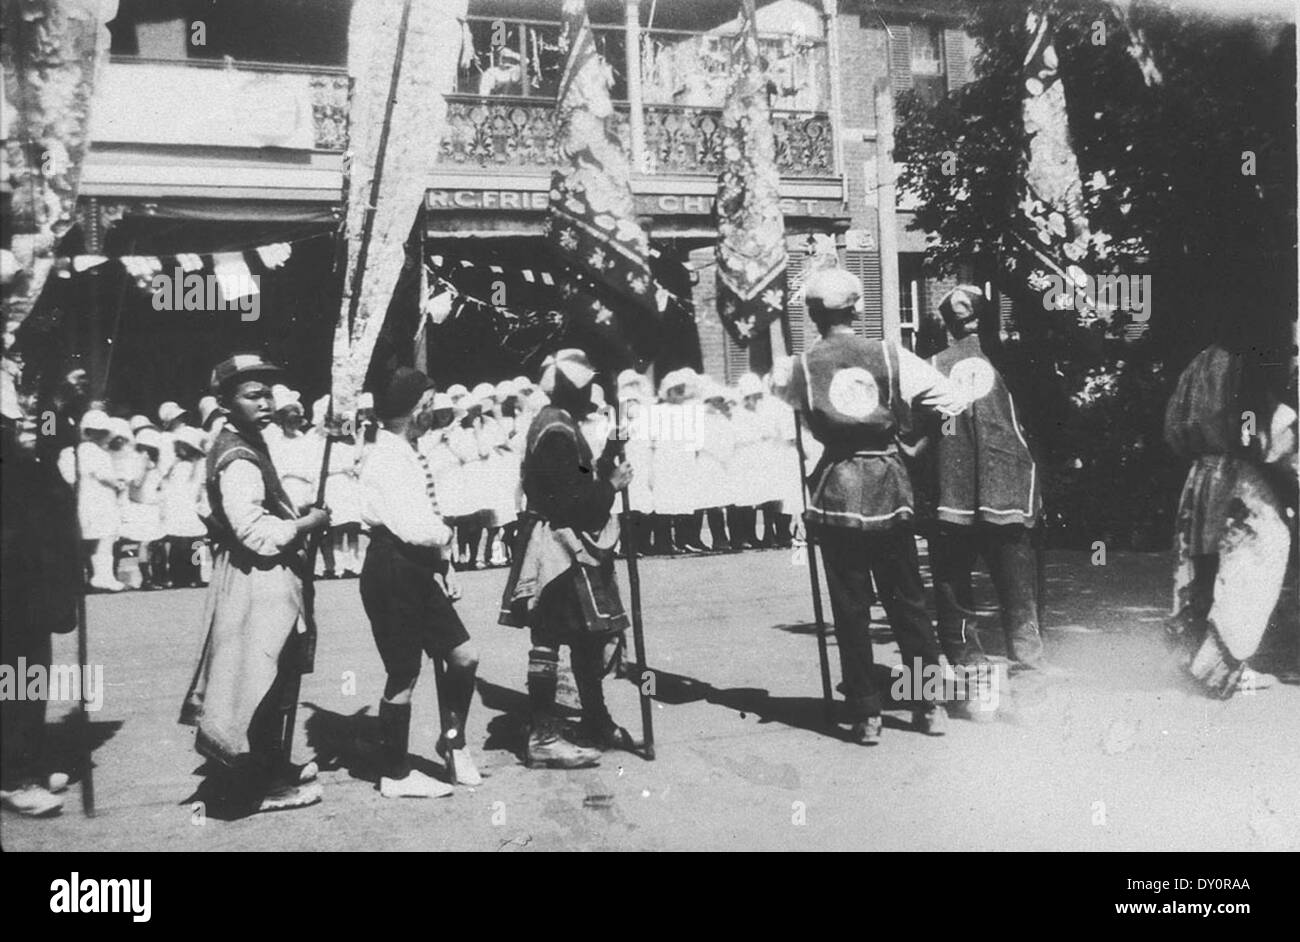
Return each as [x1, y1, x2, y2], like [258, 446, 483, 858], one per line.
[776, 318, 835, 728]
[615, 399, 655, 759]
[278, 0, 417, 765]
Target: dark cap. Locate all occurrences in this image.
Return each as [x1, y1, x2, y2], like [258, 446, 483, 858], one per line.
[376, 367, 435, 420]
[210, 353, 284, 396]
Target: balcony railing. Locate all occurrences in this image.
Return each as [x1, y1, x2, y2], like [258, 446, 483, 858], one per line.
[438, 95, 835, 177]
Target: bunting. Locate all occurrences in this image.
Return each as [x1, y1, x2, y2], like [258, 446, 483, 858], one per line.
[544, 0, 656, 316]
[715, 0, 788, 346]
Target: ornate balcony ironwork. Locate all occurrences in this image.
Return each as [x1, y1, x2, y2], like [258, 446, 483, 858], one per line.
[437, 95, 836, 178]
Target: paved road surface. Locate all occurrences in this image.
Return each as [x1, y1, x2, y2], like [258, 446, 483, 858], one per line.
[3, 546, 1297, 851]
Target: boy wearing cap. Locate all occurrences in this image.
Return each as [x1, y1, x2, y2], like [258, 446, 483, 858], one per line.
[500, 350, 636, 768]
[180, 354, 331, 814]
[777, 267, 968, 744]
[918, 286, 1048, 682]
[360, 368, 481, 797]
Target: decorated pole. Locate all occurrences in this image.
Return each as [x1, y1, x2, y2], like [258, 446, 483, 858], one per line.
[278, 0, 470, 762]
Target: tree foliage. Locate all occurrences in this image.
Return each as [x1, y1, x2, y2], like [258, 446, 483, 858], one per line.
[896, 0, 1296, 363]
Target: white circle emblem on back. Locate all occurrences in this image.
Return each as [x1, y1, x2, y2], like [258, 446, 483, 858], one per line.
[948, 357, 997, 404]
[828, 368, 879, 419]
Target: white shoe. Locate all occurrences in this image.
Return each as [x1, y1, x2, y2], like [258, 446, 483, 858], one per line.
[447, 747, 482, 786]
[47, 772, 69, 793]
[379, 769, 453, 799]
[90, 578, 124, 592]
[1, 784, 64, 817]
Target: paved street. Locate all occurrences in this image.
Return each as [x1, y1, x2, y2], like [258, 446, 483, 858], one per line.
[3, 545, 1298, 852]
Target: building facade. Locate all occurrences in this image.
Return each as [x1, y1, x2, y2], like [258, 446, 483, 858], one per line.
[20, 0, 983, 400]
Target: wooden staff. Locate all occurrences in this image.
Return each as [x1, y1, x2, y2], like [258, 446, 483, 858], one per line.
[793, 411, 835, 728]
[773, 315, 835, 728]
[69, 434, 95, 815]
[277, 0, 418, 764]
[612, 399, 654, 759]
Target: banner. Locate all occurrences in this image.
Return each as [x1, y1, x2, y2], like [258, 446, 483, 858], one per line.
[544, 0, 655, 317]
[333, 0, 468, 417]
[715, 0, 788, 346]
[1006, 8, 1096, 316]
[1, 0, 113, 336]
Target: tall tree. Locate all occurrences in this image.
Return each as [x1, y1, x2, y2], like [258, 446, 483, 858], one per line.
[896, 0, 1296, 365]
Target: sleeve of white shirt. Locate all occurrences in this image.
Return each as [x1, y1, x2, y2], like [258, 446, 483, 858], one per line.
[896, 344, 968, 417]
[219, 460, 299, 556]
[363, 445, 453, 549]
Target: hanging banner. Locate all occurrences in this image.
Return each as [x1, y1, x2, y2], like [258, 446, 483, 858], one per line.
[333, 0, 469, 416]
[1, 0, 114, 336]
[715, 0, 788, 345]
[544, 0, 656, 317]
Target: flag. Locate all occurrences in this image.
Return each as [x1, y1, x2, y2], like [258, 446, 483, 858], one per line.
[1007, 8, 1098, 319]
[1, 0, 113, 337]
[333, 0, 468, 419]
[715, 0, 788, 346]
[544, 0, 655, 315]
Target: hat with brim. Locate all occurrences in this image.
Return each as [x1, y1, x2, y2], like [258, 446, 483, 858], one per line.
[158, 401, 185, 425]
[135, 427, 164, 452]
[107, 418, 132, 443]
[172, 425, 207, 454]
[79, 409, 112, 434]
[211, 353, 284, 396]
[539, 349, 595, 397]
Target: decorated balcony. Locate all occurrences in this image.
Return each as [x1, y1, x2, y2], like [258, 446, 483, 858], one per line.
[437, 17, 837, 179]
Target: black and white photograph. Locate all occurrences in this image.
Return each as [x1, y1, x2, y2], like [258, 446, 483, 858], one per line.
[1, 0, 1297, 887]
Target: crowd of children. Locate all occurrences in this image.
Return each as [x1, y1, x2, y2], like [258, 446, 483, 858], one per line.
[58, 366, 818, 591]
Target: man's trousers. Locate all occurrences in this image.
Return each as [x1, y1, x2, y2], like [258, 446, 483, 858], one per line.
[929, 523, 1043, 668]
[817, 525, 942, 721]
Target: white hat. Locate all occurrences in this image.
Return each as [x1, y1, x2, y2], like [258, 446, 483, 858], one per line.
[700, 379, 729, 404]
[495, 379, 519, 399]
[107, 417, 133, 442]
[158, 401, 185, 425]
[446, 383, 469, 400]
[659, 367, 699, 400]
[738, 372, 764, 398]
[471, 381, 497, 402]
[172, 425, 207, 454]
[129, 414, 153, 433]
[590, 384, 606, 406]
[271, 384, 301, 413]
[432, 392, 454, 412]
[198, 395, 220, 424]
[539, 349, 595, 396]
[79, 409, 112, 433]
[134, 427, 164, 451]
[803, 268, 862, 312]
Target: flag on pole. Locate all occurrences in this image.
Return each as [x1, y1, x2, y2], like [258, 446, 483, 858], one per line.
[1007, 8, 1097, 319]
[1, 0, 113, 337]
[714, 0, 788, 346]
[544, 0, 655, 315]
[333, 0, 468, 418]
